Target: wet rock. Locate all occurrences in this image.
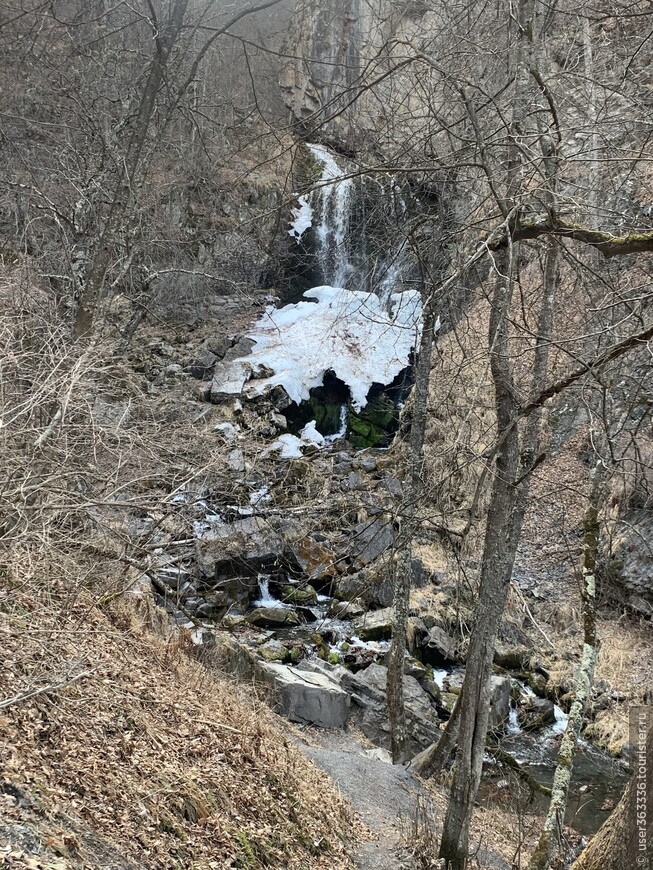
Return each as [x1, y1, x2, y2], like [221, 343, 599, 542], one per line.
[519, 696, 556, 730]
[420, 625, 457, 666]
[527, 672, 549, 696]
[280, 583, 318, 605]
[261, 662, 351, 728]
[247, 607, 301, 628]
[355, 606, 393, 641]
[494, 642, 532, 671]
[329, 599, 366, 619]
[489, 676, 511, 729]
[206, 334, 232, 360]
[223, 335, 255, 361]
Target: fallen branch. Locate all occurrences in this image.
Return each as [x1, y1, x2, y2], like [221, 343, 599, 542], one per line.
[0, 667, 100, 710]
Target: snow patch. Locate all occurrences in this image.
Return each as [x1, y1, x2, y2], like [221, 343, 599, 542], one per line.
[300, 420, 325, 445]
[214, 286, 421, 412]
[288, 194, 313, 241]
[269, 433, 306, 459]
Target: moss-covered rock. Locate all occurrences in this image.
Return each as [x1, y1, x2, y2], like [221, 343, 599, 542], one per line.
[259, 639, 290, 662]
[280, 584, 318, 605]
[348, 396, 399, 448]
[247, 607, 300, 628]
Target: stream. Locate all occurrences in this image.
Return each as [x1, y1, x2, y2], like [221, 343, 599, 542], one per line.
[165, 142, 632, 839]
[247, 577, 628, 837]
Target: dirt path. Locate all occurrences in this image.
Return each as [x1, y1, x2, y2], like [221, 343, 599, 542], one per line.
[296, 730, 513, 870]
[296, 731, 429, 870]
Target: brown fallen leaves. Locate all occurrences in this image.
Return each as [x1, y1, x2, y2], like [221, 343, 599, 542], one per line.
[0, 558, 359, 870]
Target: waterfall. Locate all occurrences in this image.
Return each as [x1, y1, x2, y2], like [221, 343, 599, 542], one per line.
[254, 573, 290, 609]
[305, 143, 354, 288]
[288, 143, 419, 303]
[324, 403, 349, 442]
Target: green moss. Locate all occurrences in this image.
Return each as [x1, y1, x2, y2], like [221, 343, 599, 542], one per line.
[298, 144, 323, 186]
[281, 583, 318, 604]
[328, 652, 340, 665]
[348, 396, 399, 448]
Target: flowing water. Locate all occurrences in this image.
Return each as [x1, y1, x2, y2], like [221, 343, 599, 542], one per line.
[306, 143, 355, 288]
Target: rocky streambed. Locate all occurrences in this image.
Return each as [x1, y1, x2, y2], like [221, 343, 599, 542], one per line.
[143, 438, 629, 838]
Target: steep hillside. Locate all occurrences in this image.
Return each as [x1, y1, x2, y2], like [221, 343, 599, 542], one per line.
[0, 571, 358, 870]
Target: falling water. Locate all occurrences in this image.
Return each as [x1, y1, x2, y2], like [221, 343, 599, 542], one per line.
[325, 404, 349, 442]
[306, 143, 354, 288]
[254, 573, 290, 609]
[288, 143, 419, 306]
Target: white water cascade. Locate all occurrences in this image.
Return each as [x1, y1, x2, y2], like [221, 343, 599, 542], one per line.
[306, 143, 355, 288]
[254, 573, 290, 609]
[288, 143, 421, 301]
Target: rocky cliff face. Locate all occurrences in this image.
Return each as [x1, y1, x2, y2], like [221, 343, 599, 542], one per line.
[279, 0, 442, 151]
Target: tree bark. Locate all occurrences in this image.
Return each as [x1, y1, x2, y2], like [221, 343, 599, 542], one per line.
[439, 2, 536, 863]
[527, 459, 604, 870]
[387, 287, 439, 763]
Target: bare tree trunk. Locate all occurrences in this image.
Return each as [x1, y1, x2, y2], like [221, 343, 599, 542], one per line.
[527, 458, 604, 870]
[409, 694, 461, 778]
[387, 287, 440, 763]
[439, 5, 537, 864]
[438, 244, 522, 867]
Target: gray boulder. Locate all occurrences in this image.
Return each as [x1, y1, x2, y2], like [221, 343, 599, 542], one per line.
[420, 625, 457, 666]
[354, 606, 393, 641]
[342, 663, 440, 757]
[350, 517, 395, 567]
[519, 696, 556, 730]
[247, 607, 300, 628]
[333, 567, 394, 608]
[261, 662, 351, 728]
[195, 515, 285, 580]
[489, 676, 511, 730]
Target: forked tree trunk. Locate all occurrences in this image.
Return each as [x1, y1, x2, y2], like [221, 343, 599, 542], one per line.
[387, 289, 439, 762]
[439, 242, 522, 868]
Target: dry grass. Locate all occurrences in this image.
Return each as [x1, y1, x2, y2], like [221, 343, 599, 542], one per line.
[0, 560, 359, 869]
